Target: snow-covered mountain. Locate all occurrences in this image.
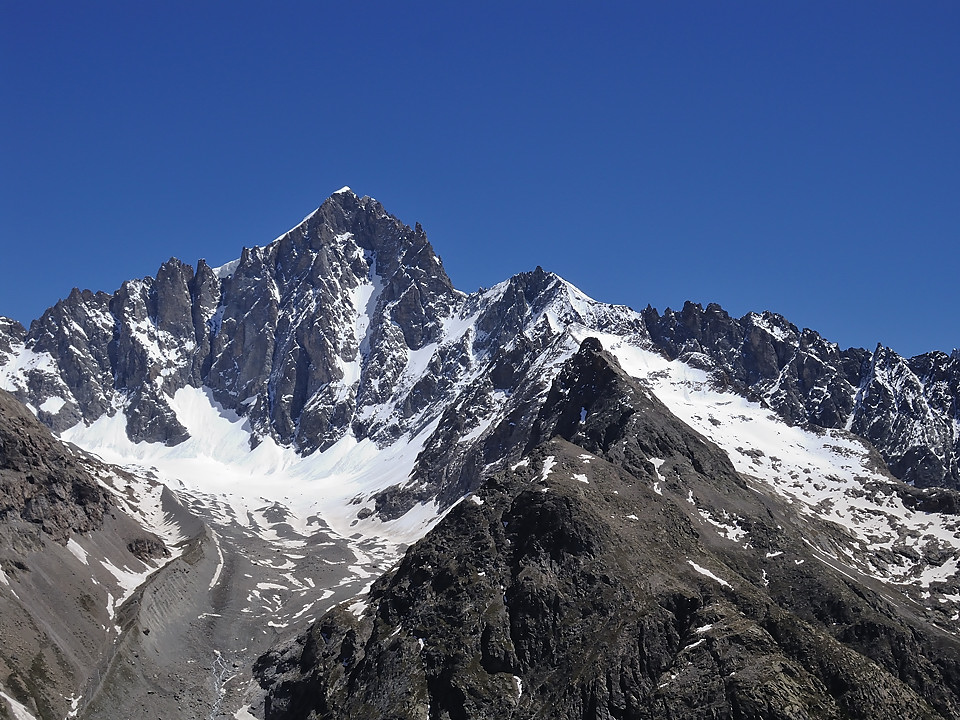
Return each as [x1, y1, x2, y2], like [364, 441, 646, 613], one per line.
[0, 189, 958, 719]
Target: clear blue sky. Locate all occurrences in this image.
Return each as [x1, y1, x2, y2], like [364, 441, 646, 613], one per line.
[2, 2, 957, 357]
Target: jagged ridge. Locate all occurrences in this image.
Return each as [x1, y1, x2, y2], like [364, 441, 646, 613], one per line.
[0, 194, 956, 499]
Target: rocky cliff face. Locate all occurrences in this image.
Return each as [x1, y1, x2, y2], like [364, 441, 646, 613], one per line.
[253, 340, 960, 719]
[0, 190, 460, 454]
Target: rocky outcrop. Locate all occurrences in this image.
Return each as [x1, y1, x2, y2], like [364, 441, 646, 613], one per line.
[0, 318, 25, 356]
[851, 345, 959, 488]
[254, 340, 960, 719]
[0, 389, 110, 543]
[0, 389, 185, 720]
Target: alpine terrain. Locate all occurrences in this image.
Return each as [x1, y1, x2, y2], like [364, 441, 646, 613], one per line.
[0, 188, 958, 719]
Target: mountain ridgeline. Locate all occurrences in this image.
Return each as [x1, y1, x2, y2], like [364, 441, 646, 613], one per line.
[1, 189, 957, 501]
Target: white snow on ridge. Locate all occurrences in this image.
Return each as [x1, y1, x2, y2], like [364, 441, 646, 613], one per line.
[0, 345, 61, 393]
[213, 258, 241, 279]
[746, 312, 793, 343]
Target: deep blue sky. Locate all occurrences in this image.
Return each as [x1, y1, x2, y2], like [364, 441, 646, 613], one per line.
[2, 2, 957, 357]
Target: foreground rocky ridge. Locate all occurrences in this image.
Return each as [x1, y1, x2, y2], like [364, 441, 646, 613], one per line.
[0, 389, 183, 720]
[254, 340, 960, 719]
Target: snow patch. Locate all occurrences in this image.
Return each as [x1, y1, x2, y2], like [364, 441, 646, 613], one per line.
[698, 509, 747, 542]
[100, 557, 152, 610]
[540, 456, 556, 481]
[0, 567, 16, 599]
[0, 346, 60, 393]
[67, 538, 89, 565]
[39, 396, 66, 414]
[687, 560, 732, 588]
[209, 532, 225, 590]
[649, 457, 666, 495]
[213, 258, 241, 279]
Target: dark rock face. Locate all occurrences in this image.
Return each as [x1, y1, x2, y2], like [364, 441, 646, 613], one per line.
[0, 389, 110, 543]
[0, 317, 26, 355]
[642, 302, 960, 489]
[126, 537, 171, 562]
[254, 341, 960, 719]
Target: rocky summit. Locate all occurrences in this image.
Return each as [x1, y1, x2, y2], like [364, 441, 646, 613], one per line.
[0, 189, 958, 719]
